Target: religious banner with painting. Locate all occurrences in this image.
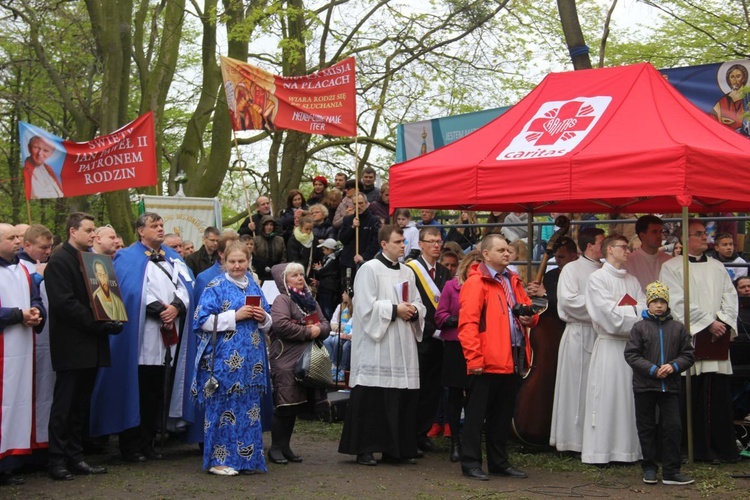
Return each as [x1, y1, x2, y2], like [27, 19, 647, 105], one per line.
[18, 112, 158, 200]
[220, 56, 357, 137]
[78, 252, 128, 322]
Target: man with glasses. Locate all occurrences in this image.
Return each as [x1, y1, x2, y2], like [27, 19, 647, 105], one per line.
[581, 234, 646, 465]
[660, 219, 739, 463]
[407, 227, 451, 453]
[185, 226, 220, 276]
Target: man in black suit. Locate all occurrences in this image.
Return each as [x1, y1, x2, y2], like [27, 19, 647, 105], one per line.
[406, 226, 451, 452]
[45, 212, 122, 481]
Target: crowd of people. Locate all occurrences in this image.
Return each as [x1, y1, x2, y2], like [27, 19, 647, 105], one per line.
[1, 180, 748, 487]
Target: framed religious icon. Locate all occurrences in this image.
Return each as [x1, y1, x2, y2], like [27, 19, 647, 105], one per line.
[78, 252, 129, 322]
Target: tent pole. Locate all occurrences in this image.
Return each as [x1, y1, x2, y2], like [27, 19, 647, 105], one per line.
[527, 211, 533, 284]
[681, 206, 693, 465]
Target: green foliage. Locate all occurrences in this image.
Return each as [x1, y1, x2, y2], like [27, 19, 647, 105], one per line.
[605, 0, 750, 67]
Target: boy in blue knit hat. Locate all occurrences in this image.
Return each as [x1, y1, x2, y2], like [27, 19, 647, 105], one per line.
[624, 281, 695, 486]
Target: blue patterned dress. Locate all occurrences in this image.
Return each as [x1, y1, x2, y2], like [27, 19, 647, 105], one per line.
[192, 275, 271, 472]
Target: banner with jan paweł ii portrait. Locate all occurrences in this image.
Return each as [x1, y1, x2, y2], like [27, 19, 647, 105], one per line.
[220, 56, 356, 137]
[18, 112, 158, 200]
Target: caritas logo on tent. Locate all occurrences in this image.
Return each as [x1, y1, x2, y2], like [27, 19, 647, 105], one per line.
[496, 96, 612, 161]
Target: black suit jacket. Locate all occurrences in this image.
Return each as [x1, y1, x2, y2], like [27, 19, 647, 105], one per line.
[45, 242, 112, 371]
[410, 256, 450, 343]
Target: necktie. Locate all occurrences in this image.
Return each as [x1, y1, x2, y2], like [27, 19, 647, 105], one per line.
[429, 267, 435, 280]
[496, 272, 523, 346]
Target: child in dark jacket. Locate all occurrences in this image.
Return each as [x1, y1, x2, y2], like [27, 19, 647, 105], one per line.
[624, 281, 695, 486]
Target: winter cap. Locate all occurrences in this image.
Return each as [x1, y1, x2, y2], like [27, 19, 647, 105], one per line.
[313, 175, 328, 188]
[646, 281, 669, 305]
[317, 238, 338, 250]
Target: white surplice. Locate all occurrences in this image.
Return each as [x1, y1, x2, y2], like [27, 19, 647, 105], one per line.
[623, 248, 672, 292]
[581, 263, 646, 464]
[549, 256, 600, 452]
[349, 257, 425, 389]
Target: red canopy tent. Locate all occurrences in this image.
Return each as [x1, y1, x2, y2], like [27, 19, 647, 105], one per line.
[390, 62, 750, 461]
[390, 63, 750, 214]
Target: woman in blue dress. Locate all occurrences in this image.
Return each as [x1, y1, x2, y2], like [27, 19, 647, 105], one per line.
[193, 241, 272, 476]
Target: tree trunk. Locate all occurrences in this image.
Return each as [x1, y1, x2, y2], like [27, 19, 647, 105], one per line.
[557, 0, 592, 70]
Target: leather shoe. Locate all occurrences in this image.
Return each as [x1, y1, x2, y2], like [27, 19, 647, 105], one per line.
[462, 466, 489, 481]
[49, 465, 74, 481]
[0, 471, 25, 485]
[267, 448, 288, 465]
[122, 452, 147, 463]
[69, 461, 107, 475]
[356, 453, 377, 466]
[281, 448, 303, 463]
[417, 437, 437, 452]
[489, 466, 527, 478]
[143, 447, 164, 460]
[381, 453, 417, 465]
[450, 441, 461, 463]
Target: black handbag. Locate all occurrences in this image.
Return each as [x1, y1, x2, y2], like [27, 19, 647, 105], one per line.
[294, 339, 333, 388]
[203, 315, 220, 397]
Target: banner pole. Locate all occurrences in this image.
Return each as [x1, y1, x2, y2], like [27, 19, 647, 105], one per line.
[354, 135, 360, 261]
[232, 130, 254, 235]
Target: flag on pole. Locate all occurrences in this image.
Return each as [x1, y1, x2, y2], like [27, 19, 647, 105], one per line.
[19, 112, 158, 200]
[220, 56, 357, 137]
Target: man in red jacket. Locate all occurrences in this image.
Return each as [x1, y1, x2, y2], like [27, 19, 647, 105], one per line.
[458, 234, 538, 481]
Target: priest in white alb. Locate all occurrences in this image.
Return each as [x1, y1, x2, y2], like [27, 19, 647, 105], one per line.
[624, 215, 672, 292]
[338, 225, 425, 466]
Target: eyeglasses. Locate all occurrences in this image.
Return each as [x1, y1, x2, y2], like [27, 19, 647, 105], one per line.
[420, 239, 443, 246]
[689, 231, 706, 237]
[611, 244, 630, 250]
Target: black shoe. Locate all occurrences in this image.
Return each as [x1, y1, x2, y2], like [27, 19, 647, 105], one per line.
[281, 448, 303, 463]
[662, 473, 694, 485]
[49, 465, 74, 481]
[267, 448, 288, 465]
[417, 437, 437, 452]
[356, 453, 377, 466]
[643, 469, 658, 484]
[143, 447, 164, 460]
[0, 471, 26, 486]
[450, 441, 461, 463]
[381, 453, 417, 465]
[122, 452, 147, 463]
[489, 466, 527, 478]
[462, 466, 489, 481]
[415, 449, 424, 459]
[69, 461, 107, 475]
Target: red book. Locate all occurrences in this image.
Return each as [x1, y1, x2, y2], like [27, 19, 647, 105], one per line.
[618, 293, 637, 306]
[694, 328, 731, 361]
[304, 312, 320, 325]
[245, 295, 260, 307]
[402, 282, 408, 302]
[160, 323, 179, 347]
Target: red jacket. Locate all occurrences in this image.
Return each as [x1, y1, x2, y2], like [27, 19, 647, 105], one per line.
[458, 262, 537, 374]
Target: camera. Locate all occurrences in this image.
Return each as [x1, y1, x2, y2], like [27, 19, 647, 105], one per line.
[512, 303, 537, 317]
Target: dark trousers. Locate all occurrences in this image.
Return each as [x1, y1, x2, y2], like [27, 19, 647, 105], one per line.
[460, 373, 520, 471]
[446, 387, 465, 439]
[682, 373, 738, 461]
[48, 367, 98, 466]
[635, 391, 681, 475]
[416, 337, 443, 438]
[119, 365, 168, 454]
